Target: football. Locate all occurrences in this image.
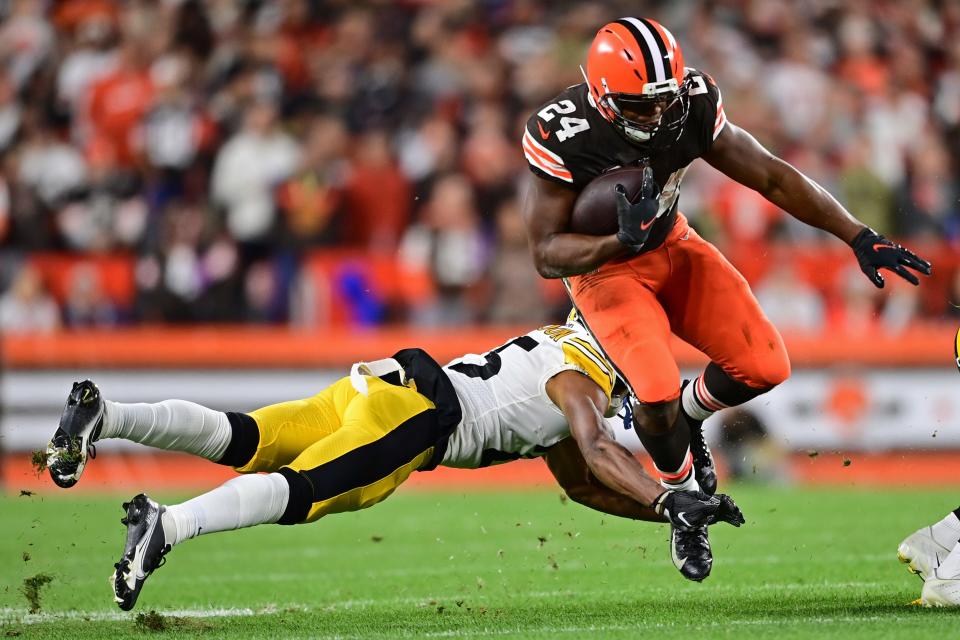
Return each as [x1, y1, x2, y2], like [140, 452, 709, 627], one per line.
[569, 166, 649, 236]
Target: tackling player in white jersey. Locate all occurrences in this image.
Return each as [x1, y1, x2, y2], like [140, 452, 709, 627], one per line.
[46, 319, 743, 610]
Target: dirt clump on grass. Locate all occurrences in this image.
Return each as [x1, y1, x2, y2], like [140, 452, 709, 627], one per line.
[135, 610, 167, 632]
[134, 610, 213, 634]
[21, 573, 53, 614]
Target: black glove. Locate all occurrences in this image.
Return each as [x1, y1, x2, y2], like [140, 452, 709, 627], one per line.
[652, 490, 745, 530]
[615, 166, 661, 252]
[851, 227, 931, 288]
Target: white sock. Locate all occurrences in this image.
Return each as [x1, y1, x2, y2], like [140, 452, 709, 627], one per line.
[682, 376, 726, 422]
[656, 449, 701, 492]
[161, 473, 290, 546]
[932, 512, 960, 548]
[99, 399, 231, 461]
[937, 540, 960, 578]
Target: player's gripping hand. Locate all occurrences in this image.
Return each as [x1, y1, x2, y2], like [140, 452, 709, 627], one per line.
[652, 490, 746, 530]
[851, 227, 931, 288]
[615, 166, 661, 252]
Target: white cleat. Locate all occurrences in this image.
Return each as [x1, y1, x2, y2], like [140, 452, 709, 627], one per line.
[920, 573, 960, 607]
[898, 526, 954, 581]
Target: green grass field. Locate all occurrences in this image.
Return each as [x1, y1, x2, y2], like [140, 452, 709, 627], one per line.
[2, 485, 959, 639]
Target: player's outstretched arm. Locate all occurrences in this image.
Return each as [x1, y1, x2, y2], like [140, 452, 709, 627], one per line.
[544, 373, 745, 529]
[522, 175, 629, 278]
[703, 122, 931, 287]
[544, 436, 666, 522]
[545, 370, 665, 506]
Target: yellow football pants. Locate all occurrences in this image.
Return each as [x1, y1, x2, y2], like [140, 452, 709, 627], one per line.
[238, 376, 436, 523]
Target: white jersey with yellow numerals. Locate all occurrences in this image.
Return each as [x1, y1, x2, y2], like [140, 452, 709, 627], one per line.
[440, 323, 624, 468]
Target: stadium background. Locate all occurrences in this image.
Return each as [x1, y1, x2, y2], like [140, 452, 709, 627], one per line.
[1, 0, 959, 493]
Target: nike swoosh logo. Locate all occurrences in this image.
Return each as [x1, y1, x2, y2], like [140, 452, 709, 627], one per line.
[671, 530, 688, 569]
[537, 120, 550, 140]
[640, 218, 655, 231]
[677, 512, 692, 528]
[872, 243, 893, 251]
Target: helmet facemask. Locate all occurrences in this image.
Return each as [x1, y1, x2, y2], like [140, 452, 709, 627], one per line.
[599, 78, 691, 149]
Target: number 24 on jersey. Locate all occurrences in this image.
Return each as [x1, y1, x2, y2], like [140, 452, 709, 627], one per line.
[538, 100, 590, 142]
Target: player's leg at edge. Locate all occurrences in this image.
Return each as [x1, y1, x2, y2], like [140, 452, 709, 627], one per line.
[920, 537, 960, 607]
[46, 380, 256, 488]
[898, 506, 960, 581]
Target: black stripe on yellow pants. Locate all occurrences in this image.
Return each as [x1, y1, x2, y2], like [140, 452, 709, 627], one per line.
[277, 406, 443, 524]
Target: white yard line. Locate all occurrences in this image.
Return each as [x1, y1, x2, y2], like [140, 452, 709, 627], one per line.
[0, 607, 261, 625]
[0, 581, 893, 625]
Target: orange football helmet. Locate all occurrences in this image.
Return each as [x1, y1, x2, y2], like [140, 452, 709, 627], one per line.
[585, 18, 690, 146]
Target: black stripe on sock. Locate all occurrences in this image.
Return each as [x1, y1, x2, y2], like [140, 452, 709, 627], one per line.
[216, 412, 260, 467]
[276, 467, 314, 525]
[615, 19, 658, 83]
[690, 378, 714, 413]
[953, 507, 960, 521]
[299, 408, 442, 503]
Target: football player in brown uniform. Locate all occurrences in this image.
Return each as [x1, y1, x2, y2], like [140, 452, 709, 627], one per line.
[521, 17, 931, 580]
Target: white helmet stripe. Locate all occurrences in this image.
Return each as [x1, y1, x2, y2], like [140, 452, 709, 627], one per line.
[623, 17, 666, 82]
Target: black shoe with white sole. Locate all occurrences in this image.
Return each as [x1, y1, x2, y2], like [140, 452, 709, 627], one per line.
[112, 494, 171, 611]
[46, 380, 104, 488]
[671, 525, 713, 582]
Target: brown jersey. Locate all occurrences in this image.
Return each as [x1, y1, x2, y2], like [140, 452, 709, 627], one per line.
[522, 68, 726, 251]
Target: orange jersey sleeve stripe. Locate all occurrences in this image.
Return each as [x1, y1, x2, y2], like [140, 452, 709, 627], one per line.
[522, 131, 573, 182]
[713, 110, 726, 139]
[523, 128, 565, 164]
[523, 143, 573, 181]
[713, 92, 726, 140]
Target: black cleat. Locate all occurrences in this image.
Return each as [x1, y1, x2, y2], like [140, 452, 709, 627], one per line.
[112, 494, 171, 611]
[46, 380, 104, 488]
[671, 525, 713, 582]
[682, 380, 718, 495]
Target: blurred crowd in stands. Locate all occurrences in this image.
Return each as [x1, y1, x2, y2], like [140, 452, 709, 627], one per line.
[1, 0, 959, 332]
